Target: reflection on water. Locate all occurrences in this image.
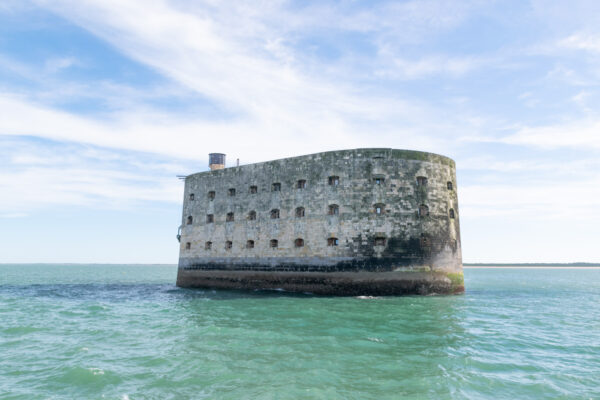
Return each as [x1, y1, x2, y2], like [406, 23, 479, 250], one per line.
[0, 265, 599, 399]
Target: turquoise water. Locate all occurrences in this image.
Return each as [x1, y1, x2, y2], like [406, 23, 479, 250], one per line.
[1, 265, 599, 399]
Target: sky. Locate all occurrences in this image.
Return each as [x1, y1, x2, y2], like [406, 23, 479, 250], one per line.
[1, 0, 599, 264]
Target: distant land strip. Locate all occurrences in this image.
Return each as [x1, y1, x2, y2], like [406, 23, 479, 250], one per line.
[464, 263, 600, 267]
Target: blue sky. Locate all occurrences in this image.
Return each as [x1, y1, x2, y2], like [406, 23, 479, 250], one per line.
[1, 0, 599, 263]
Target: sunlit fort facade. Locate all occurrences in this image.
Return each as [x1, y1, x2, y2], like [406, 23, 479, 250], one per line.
[176, 148, 463, 295]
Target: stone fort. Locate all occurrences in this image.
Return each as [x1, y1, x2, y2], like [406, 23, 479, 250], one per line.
[176, 148, 463, 295]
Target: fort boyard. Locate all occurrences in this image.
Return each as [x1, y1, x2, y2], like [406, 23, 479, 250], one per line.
[176, 148, 464, 296]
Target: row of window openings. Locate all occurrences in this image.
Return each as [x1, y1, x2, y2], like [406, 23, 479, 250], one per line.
[188, 177, 454, 201]
[186, 205, 454, 225]
[184, 237, 387, 250]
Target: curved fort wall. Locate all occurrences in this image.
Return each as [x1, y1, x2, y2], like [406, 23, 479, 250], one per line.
[177, 148, 463, 295]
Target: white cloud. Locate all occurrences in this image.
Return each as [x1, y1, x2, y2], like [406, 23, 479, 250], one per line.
[559, 32, 600, 53]
[502, 119, 600, 150]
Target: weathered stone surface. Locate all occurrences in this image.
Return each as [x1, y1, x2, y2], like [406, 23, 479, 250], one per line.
[176, 148, 463, 295]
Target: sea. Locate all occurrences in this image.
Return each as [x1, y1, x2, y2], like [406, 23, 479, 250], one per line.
[0, 264, 598, 400]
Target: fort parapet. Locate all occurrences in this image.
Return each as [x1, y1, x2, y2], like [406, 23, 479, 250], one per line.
[176, 148, 463, 295]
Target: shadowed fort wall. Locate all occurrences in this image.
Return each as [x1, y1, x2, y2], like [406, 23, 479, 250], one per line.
[177, 148, 461, 279]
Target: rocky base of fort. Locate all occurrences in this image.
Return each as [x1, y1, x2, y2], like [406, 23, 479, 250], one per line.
[176, 269, 464, 296]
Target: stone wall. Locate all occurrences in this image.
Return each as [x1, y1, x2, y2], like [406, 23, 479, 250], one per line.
[178, 148, 462, 275]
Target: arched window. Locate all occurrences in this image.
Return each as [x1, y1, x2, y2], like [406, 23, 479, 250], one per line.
[297, 179, 306, 189]
[270, 239, 278, 248]
[328, 204, 339, 215]
[186, 216, 193, 225]
[206, 214, 214, 223]
[295, 207, 305, 218]
[225, 241, 232, 250]
[246, 240, 255, 249]
[226, 212, 234, 222]
[327, 237, 339, 246]
[248, 210, 256, 220]
[374, 237, 386, 246]
[205, 241, 212, 250]
[447, 181, 453, 190]
[270, 209, 280, 219]
[185, 242, 191, 250]
[374, 203, 385, 215]
[328, 176, 339, 186]
[189, 193, 195, 201]
[449, 208, 455, 219]
[249, 185, 258, 194]
[228, 188, 236, 196]
[208, 191, 215, 200]
[272, 182, 281, 192]
[419, 204, 429, 217]
[295, 238, 304, 247]
[416, 176, 428, 186]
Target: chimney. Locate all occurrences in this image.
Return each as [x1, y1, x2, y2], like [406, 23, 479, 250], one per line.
[208, 153, 226, 170]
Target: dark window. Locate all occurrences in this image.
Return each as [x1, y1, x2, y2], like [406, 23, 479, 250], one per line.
[327, 237, 339, 246]
[374, 204, 385, 215]
[189, 193, 195, 201]
[270, 209, 280, 219]
[420, 235, 430, 248]
[206, 214, 214, 223]
[295, 207, 305, 218]
[228, 188, 236, 196]
[416, 176, 428, 186]
[270, 239, 278, 248]
[295, 238, 304, 247]
[449, 208, 455, 219]
[248, 210, 256, 220]
[374, 237, 386, 246]
[185, 242, 191, 250]
[272, 183, 281, 192]
[328, 204, 339, 215]
[208, 191, 215, 200]
[246, 240, 255, 249]
[186, 216, 193, 225]
[226, 212, 234, 222]
[297, 179, 306, 189]
[374, 177, 385, 185]
[225, 241, 232, 250]
[328, 176, 340, 186]
[205, 241, 212, 250]
[419, 204, 429, 217]
[447, 181, 453, 190]
[249, 185, 258, 194]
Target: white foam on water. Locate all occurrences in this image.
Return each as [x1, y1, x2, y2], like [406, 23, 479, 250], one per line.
[366, 337, 384, 343]
[88, 367, 104, 375]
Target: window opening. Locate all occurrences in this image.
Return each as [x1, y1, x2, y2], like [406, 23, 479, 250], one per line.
[295, 207, 305, 218]
[295, 238, 304, 247]
[374, 237, 386, 246]
[328, 176, 340, 186]
[327, 237, 339, 246]
[206, 214, 214, 223]
[225, 241, 232, 250]
[270, 209, 280, 219]
[419, 204, 429, 217]
[246, 240, 255, 249]
[205, 241, 212, 250]
[374, 177, 385, 185]
[297, 179, 307, 189]
[226, 212, 234, 222]
[185, 242, 191, 250]
[189, 193, 195, 201]
[186, 216, 193, 225]
[248, 210, 256, 220]
[272, 182, 281, 192]
[416, 176, 428, 186]
[270, 239, 278, 248]
[228, 188, 236, 196]
[208, 191, 215, 200]
[449, 208, 455, 219]
[328, 204, 339, 215]
[447, 181, 453, 190]
[374, 204, 385, 215]
[249, 185, 258, 194]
